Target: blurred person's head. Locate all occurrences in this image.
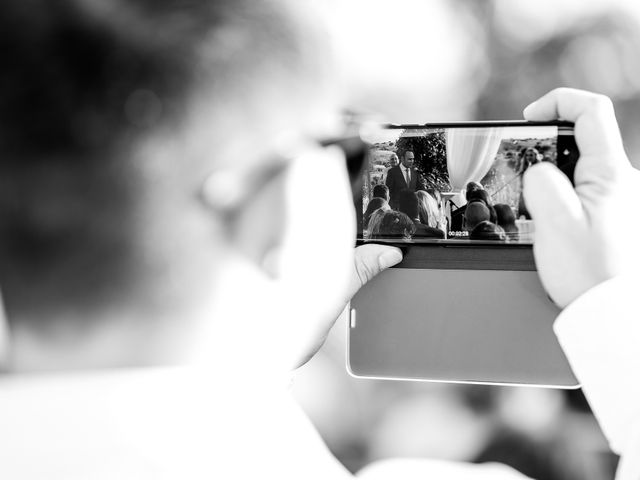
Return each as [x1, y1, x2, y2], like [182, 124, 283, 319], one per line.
[416, 190, 439, 228]
[388, 153, 399, 168]
[494, 204, 517, 234]
[0, 1, 352, 372]
[372, 211, 415, 240]
[397, 190, 420, 222]
[401, 151, 415, 168]
[469, 221, 506, 241]
[372, 184, 390, 202]
[463, 201, 491, 232]
[364, 197, 389, 227]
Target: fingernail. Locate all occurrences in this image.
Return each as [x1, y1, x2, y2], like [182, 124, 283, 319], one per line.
[378, 249, 402, 269]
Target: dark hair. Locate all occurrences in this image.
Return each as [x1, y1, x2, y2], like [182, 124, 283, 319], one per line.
[469, 221, 506, 241]
[0, 2, 305, 160]
[372, 184, 389, 199]
[465, 182, 483, 199]
[363, 197, 388, 227]
[0, 1, 311, 324]
[466, 188, 491, 206]
[494, 204, 517, 233]
[372, 211, 416, 239]
[464, 201, 491, 231]
[398, 189, 420, 220]
[466, 190, 497, 223]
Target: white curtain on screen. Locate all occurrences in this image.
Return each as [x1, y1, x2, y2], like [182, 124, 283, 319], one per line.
[446, 127, 504, 192]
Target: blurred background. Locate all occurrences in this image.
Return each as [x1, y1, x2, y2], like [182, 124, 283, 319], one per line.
[293, 1, 640, 478]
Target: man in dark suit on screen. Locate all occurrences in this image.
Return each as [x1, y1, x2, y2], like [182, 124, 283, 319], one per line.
[385, 150, 421, 210]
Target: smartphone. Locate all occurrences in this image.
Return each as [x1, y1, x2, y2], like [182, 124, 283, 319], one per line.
[348, 121, 580, 387]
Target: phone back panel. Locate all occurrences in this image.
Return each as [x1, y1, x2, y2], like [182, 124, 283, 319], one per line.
[348, 268, 578, 387]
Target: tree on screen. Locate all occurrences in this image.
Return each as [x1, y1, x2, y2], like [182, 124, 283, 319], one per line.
[395, 130, 450, 191]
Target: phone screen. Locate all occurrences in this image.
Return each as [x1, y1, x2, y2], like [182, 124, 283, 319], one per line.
[358, 123, 577, 245]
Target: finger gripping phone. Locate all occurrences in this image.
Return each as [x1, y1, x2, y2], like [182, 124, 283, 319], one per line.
[348, 120, 580, 387]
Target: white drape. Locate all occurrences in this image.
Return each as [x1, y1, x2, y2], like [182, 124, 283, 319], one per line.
[446, 127, 504, 192]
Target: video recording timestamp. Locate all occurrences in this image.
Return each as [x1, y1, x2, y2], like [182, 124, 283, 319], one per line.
[359, 123, 577, 245]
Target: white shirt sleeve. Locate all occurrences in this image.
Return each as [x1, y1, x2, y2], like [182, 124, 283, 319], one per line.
[554, 275, 640, 480]
[357, 458, 531, 480]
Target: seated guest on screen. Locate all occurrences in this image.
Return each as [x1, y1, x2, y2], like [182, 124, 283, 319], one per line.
[450, 181, 486, 231]
[416, 190, 446, 232]
[371, 211, 416, 240]
[366, 207, 388, 239]
[398, 190, 444, 239]
[426, 187, 442, 207]
[363, 197, 390, 230]
[462, 201, 491, 233]
[466, 188, 491, 206]
[466, 188, 497, 223]
[372, 184, 390, 203]
[494, 203, 519, 242]
[469, 221, 507, 241]
[465, 181, 483, 198]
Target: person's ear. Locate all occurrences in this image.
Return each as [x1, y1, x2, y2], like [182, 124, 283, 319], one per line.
[200, 163, 288, 278]
[230, 170, 288, 278]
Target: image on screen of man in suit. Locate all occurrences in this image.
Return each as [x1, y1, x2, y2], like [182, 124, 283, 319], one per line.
[385, 150, 420, 210]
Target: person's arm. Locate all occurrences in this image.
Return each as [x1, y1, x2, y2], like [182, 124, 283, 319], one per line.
[292, 243, 402, 369]
[553, 276, 640, 479]
[523, 88, 640, 480]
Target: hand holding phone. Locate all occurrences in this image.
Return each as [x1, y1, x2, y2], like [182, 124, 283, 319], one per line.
[349, 119, 580, 386]
[523, 88, 640, 308]
[294, 243, 402, 368]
